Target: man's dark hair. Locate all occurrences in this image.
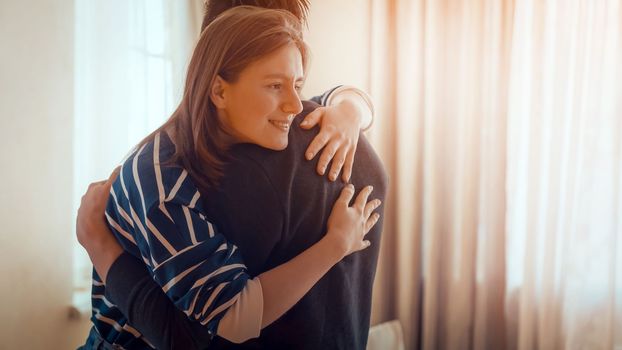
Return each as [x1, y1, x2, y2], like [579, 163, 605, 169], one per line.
[202, 0, 310, 31]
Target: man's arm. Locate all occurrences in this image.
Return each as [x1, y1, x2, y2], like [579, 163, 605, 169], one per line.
[105, 252, 210, 349]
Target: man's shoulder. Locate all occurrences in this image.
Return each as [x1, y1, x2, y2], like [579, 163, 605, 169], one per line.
[226, 100, 319, 169]
[226, 98, 386, 186]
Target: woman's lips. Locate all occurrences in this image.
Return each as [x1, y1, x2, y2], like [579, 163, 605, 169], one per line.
[269, 119, 291, 131]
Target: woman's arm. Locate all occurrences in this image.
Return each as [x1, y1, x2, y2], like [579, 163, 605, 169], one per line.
[305, 86, 374, 183]
[78, 174, 382, 349]
[308, 86, 373, 130]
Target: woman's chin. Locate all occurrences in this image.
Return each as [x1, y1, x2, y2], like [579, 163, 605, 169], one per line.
[264, 139, 288, 151]
[271, 141, 288, 151]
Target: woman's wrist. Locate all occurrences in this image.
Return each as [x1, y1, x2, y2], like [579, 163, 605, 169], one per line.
[325, 87, 374, 130]
[318, 234, 348, 262]
[333, 96, 364, 128]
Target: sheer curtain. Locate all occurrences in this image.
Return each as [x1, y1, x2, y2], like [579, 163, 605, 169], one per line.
[367, 0, 622, 349]
[72, 0, 203, 314]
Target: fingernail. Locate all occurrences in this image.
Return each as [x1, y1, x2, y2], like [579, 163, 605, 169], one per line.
[306, 152, 313, 160]
[329, 173, 336, 181]
[320, 167, 326, 174]
[301, 120, 309, 126]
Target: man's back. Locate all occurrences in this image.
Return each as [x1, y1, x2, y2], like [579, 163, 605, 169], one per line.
[205, 101, 388, 349]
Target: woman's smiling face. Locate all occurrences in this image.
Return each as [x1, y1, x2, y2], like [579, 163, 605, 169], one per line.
[213, 42, 305, 151]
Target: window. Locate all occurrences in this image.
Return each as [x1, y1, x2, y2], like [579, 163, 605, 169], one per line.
[71, 0, 200, 315]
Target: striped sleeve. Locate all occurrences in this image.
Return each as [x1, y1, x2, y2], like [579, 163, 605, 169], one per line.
[104, 133, 252, 335]
[143, 199, 250, 333]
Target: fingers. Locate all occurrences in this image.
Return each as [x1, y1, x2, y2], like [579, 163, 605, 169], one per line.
[363, 198, 382, 219]
[108, 166, 121, 184]
[364, 212, 381, 233]
[305, 129, 332, 161]
[341, 149, 355, 183]
[300, 107, 324, 129]
[354, 240, 372, 252]
[88, 180, 105, 190]
[362, 194, 382, 233]
[102, 166, 121, 192]
[86, 167, 120, 191]
[353, 186, 374, 211]
[336, 184, 355, 207]
[82, 167, 120, 209]
[364, 213, 381, 233]
[316, 140, 341, 176]
[328, 146, 348, 182]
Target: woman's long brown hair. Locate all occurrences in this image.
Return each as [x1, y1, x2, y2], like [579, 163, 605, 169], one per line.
[138, 6, 308, 195]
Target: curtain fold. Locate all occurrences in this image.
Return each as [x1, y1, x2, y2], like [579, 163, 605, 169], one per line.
[368, 0, 622, 349]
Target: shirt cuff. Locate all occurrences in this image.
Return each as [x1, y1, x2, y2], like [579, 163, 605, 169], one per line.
[216, 277, 264, 344]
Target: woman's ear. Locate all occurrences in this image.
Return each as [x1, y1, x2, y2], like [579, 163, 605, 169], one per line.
[210, 75, 227, 109]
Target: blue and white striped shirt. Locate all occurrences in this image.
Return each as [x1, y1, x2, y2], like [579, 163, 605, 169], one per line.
[90, 132, 250, 348]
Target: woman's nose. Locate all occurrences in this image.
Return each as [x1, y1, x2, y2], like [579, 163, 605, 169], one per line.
[282, 87, 303, 115]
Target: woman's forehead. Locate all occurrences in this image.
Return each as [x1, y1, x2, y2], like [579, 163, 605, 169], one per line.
[240, 44, 305, 81]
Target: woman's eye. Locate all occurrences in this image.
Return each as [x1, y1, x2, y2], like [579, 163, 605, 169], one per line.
[295, 85, 303, 92]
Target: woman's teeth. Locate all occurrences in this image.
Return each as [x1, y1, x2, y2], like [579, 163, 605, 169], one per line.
[269, 120, 290, 131]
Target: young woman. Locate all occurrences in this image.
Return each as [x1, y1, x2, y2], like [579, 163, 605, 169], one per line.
[78, 6, 381, 349]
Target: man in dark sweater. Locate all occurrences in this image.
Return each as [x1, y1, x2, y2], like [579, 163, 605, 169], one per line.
[104, 100, 388, 349]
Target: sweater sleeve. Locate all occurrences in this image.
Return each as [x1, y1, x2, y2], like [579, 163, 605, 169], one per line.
[308, 85, 343, 105]
[105, 251, 211, 349]
[105, 251, 264, 349]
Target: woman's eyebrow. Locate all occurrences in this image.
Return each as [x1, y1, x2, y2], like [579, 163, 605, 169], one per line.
[262, 73, 305, 82]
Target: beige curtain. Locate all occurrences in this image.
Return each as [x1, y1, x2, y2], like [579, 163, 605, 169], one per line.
[367, 0, 622, 349]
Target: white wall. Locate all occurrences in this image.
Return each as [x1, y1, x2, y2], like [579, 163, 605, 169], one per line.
[303, 0, 371, 97]
[0, 1, 91, 348]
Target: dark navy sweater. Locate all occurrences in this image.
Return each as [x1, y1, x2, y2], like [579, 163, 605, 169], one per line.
[105, 100, 388, 350]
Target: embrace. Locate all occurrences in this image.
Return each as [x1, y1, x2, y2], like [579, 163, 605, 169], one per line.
[76, 1, 387, 349]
